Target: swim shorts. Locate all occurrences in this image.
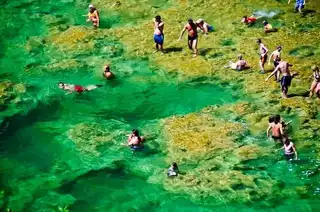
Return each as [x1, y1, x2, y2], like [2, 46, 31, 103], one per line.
[130, 145, 144, 151]
[281, 76, 292, 88]
[284, 153, 294, 160]
[272, 135, 282, 140]
[188, 35, 198, 41]
[207, 25, 214, 32]
[273, 61, 279, 67]
[74, 85, 85, 93]
[154, 34, 164, 45]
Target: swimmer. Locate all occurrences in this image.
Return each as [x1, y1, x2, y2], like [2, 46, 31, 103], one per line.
[241, 15, 261, 25]
[263, 20, 277, 33]
[153, 15, 164, 54]
[58, 82, 101, 94]
[267, 115, 283, 142]
[309, 65, 320, 98]
[288, 0, 305, 13]
[279, 137, 298, 160]
[103, 64, 114, 79]
[122, 129, 145, 151]
[179, 18, 198, 57]
[265, 61, 295, 98]
[196, 19, 214, 35]
[167, 162, 179, 177]
[86, 4, 99, 28]
[268, 46, 283, 81]
[257, 39, 268, 73]
[225, 55, 249, 71]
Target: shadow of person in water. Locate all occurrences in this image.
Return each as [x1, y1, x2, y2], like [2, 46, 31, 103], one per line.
[199, 48, 213, 56]
[165, 47, 183, 53]
[287, 91, 309, 98]
[301, 9, 316, 17]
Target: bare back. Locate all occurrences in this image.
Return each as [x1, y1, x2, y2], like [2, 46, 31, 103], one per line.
[154, 21, 164, 35]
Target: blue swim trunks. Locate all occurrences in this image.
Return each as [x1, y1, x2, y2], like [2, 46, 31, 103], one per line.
[295, 0, 304, 9]
[208, 25, 214, 32]
[154, 34, 164, 45]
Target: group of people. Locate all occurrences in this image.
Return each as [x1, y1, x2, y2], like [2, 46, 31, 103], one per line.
[266, 115, 298, 160]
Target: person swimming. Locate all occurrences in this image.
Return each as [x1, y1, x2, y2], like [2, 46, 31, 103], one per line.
[179, 18, 199, 57]
[263, 20, 277, 33]
[103, 64, 114, 80]
[153, 15, 164, 54]
[225, 55, 249, 71]
[167, 162, 179, 177]
[123, 129, 145, 151]
[267, 115, 284, 141]
[86, 4, 100, 27]
[196, 19, 214, 35]
[280, 137, 298, 160]
[58, 82, 101, 94]
[309, 65, 320, 98]
[241, 15, 261, 25]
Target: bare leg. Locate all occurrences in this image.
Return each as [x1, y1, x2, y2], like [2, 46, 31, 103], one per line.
[192, 39, 198, 57]
[86, 85, 101, 91]
[282, 85, 288, 98]
[276, 70, 281, 81]
[188, 40, 192, 50]
[309, 81, 317, 97]
[160, 43, 164, 54]
[259, 59, 265, 73]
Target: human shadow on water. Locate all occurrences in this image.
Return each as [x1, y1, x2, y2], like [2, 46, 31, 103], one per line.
[165, 47, 183, 53]
[199, 48, 213, 56]
[287, 91, 309, 98]
[301, 9, 316, 17]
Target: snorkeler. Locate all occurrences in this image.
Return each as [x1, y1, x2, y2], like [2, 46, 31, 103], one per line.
[153, 15, 164, 54]
[122, 129, 145, 151]
[241, 15, 261, 25]
[58, 82, 101, 94]
[167, 162, 179, 177]
[267, 115, 283, 142]
[309, 65, 320, 98]
[279, 137, 298, 160]
[103, 64, 114, 80]
[257, 39, 268, 74]
[268, 46, 283, 81]
[86, 4, 99, 27]
[178, 18, 199, 57]
[265, 61, 296, 98]
[225, 55, 249, 71]
[196, 19, 214, 35]
[288, 0, 305, 13]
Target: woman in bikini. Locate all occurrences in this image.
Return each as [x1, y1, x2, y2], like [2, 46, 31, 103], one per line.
[309, 65, 320, 98]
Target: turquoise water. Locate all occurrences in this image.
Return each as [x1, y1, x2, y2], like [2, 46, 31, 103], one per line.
[1, 0, 320, 211]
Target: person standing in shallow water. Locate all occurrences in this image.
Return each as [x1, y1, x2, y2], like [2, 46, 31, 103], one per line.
[288, 0, 305, 13]
[265, 61, 295, 98]
[267, 115, 283, 142]
[309, 65, 320, 98]
[268, 46, 283, 81]
[257, 39, 268, 73]
[167, 162, 179, 177]
[86, 4, 99, 28]
[179, 18, 198, 57]
[280, 137, 298, 160]
[153, 15, 164, 54]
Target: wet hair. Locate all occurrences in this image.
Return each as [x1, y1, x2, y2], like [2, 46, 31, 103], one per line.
[312, 65, 319, 72]
[104, 65, 110, 72]
[256, 38, 262, 44]
[238, 55, 243, 60]
[277, 46, 282, 50]
[275, 55, 281, 62]
[58, 82, 64, 86]
[188, 18, 193, 24]
[243, 16, 247, 19]
[268, 116, 275, 123]
[132, 129, 139, 136]
[274, 115, 281, 124]
[172, 162, 178, 170]
[263, 20, 268, 26]
[155, 15, 161, 22]
[283, 137, 290, 145]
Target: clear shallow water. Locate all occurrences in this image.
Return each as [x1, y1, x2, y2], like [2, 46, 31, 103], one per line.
[1, 0, 320, 211]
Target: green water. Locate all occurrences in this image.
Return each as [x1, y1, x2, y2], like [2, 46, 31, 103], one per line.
[1, 0, 320, 211]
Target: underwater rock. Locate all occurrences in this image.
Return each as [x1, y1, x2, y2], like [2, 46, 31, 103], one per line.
[25, 36, 44, 53]
[42, 59, 85, 72]
[0, 81, 25, 106]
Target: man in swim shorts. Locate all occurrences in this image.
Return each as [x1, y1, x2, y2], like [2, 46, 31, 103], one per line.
[153, 15, 164, 54]
[265, 61, 295, 98]
[266, 115, 284, 142]
[58, 82, 101, 94]
[288, 0, 305, 13]
[179, 18, 199, 57]
[257, 39, 268, 74]
[86, 4, 100, 28]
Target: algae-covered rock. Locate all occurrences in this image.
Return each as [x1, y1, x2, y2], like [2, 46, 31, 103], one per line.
[25, 36, 45, 53]
[43, 59, 86, 72]
[0, 81, 26, 108]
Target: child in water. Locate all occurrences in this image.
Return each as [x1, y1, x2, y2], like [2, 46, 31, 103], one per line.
[167, 162, 179, 177]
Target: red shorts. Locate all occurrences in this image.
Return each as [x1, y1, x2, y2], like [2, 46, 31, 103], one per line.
[74, 85, 85, 93]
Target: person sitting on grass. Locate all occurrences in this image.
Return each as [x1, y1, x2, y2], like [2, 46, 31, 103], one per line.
[225, 55, 249, 71]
